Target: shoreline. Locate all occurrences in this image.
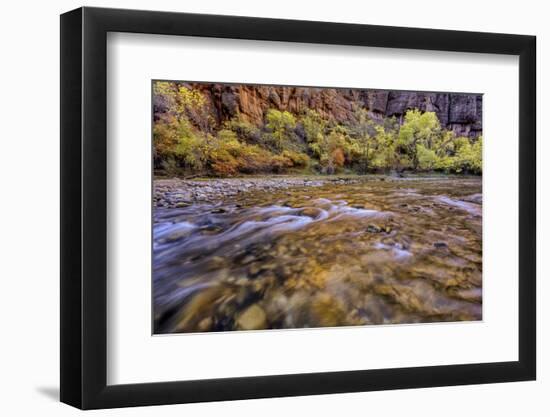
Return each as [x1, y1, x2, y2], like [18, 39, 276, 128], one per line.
[153, 174, 482, 208]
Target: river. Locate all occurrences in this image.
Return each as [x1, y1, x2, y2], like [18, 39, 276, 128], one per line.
[153, 176, 482, 333]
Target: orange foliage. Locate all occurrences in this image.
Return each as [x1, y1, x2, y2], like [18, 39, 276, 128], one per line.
[331, 148, 345, 167]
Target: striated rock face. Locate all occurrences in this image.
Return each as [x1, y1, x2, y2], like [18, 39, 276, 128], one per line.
[178, 82, 483, 138]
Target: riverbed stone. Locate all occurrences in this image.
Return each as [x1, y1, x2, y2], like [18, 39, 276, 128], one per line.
[366, 224, 382, 233]
[197, 317, 212, 331]
[165, 229, 192, 242]
[300, 207, 320, 218]
[236, 304, 267, 330]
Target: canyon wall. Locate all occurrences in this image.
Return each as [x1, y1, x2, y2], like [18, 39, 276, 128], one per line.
[160, 83, 483, 138]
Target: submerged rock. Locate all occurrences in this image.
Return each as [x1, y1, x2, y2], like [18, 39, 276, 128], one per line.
[366, 224, 382, 233]
[197, 317, 212, 331]
[236, 304, 267, 330]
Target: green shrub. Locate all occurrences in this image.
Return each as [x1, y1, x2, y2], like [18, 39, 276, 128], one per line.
[281, 150, 310, 168]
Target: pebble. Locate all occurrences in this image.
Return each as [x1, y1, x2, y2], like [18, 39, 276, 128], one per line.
[240, 255, 255, 265]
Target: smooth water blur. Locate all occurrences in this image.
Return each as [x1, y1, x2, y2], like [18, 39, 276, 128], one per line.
[153, 177, 482, 333]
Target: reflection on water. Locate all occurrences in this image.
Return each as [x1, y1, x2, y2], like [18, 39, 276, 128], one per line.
[153, 177, 482, 333]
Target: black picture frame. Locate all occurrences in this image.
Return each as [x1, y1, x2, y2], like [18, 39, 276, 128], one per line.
[60, 6, 536, 410]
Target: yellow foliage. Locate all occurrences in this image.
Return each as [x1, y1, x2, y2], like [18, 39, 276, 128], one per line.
[152, 82, 483, 176]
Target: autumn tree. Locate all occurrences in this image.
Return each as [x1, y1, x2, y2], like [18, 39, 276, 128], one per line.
[265, 109, 297, 151]
[349, 106, 377, 173]
[398, 110, 441, 170]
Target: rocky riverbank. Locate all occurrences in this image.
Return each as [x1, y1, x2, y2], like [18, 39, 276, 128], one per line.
[154, 176, 366, 208]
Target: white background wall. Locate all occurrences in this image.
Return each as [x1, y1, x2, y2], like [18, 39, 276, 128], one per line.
[0, 0, 545, 415]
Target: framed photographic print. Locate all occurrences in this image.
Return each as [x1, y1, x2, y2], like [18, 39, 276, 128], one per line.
[60, 6, 536, 409]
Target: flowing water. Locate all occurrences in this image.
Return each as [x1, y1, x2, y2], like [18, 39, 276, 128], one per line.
[153, 176, 482, 333]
